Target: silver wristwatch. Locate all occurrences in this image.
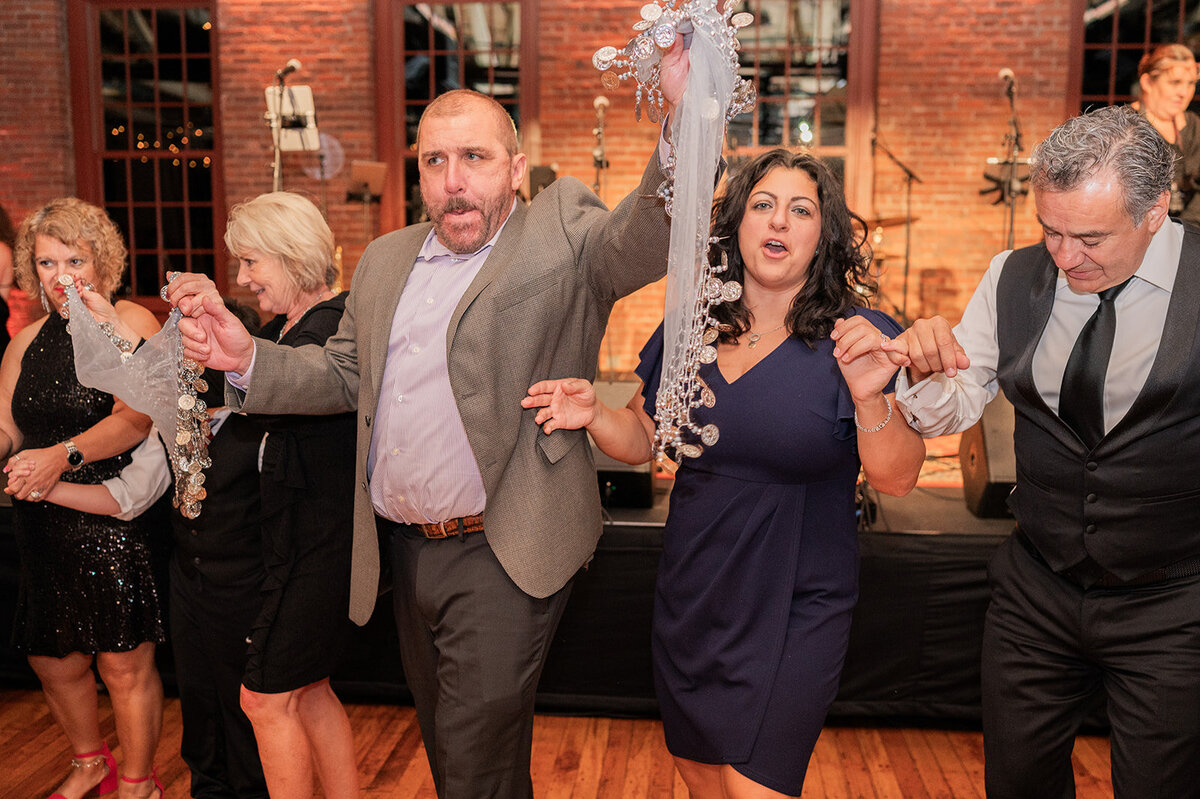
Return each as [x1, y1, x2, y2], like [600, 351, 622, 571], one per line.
[63, 439, 84, 471]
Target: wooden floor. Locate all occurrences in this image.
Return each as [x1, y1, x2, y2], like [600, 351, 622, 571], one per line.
[0, 688, 1113, 797]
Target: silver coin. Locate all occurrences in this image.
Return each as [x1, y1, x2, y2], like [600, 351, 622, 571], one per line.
[601, 70, 621, 90]
[178, 394, 196, 411]
[640, 2, 662, 22]
[699, 345, 717, 364]
[706, 277, 724, 300]
[701, 387, 716, 408]
[633, 35, 656, 60]
[646, 101, 661, 124]
[592, 45, 618, 71]
[678, 443, 703, 459]
[182, 502, 200, 519]
[721, 280, 744, 302]
[57, 274, 73, 286]
[700, 424, 720, 447]
[702, 327, 719, 345]
[731, 11, 754, 28]
[652, 21, 677, 49]
[176, 429, 192, 445]
[633, 19, 653, 31]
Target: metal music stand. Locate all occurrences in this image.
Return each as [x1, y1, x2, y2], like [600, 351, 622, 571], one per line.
[346, 160, 388, 244]
[264, 84, 320, 192]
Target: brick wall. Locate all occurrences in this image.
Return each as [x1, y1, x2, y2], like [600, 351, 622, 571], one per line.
[1, 0, 1075, 370]
[0, 1, 75, 331]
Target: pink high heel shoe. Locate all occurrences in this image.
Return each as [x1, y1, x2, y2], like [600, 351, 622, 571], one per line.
[119, 768, 163, 799]
[48, 740, 118, 798]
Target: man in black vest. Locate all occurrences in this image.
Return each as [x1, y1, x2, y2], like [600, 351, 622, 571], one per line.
[884, 105, 1200, 798]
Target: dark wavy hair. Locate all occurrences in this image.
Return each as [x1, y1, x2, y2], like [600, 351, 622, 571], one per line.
[709, 149, 875, 345]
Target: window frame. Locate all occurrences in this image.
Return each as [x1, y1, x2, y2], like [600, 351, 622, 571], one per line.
[67, 0, 228, 303]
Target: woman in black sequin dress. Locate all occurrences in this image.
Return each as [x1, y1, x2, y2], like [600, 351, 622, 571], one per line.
[1, 198, 165, 799]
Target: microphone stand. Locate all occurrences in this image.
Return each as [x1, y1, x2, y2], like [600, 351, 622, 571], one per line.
[873, 136, 922, 324]
[592, 102, 609, 200]
[1002, 79, 1023, 251]
[270, 74, 286, 192]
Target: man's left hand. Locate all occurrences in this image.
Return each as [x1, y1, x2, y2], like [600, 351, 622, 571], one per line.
[660, 34, 690, 112]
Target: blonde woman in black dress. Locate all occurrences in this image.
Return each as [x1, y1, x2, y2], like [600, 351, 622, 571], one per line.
[1, 198, 165, 799]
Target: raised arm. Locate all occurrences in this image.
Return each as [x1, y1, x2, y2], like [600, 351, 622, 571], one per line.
[522, 378, 655, 465]
[830, 315, 926, 496]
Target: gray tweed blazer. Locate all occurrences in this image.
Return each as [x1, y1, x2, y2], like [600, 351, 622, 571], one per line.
[231, 154, 670, 624]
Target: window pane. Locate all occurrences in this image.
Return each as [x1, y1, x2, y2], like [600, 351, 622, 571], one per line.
[159, 158, 184, 202]
[190, 251, 215, 278]
[184, 8, 212, 53]
[161, 206, 186, 250]
[156, 9, 183, 54]
[103, 160, 128, 203]
[187, 159, 212, 201]
[818, 98, 845, 146]
[189, 206, 214, 249]
[105, 105, 130, 150]
[129, 158, 156, 203]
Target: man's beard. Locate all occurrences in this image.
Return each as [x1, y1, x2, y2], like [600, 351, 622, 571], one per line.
[429, 195, 498, 255]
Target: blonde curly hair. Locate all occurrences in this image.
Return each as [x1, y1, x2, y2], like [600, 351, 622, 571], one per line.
[14, 197, 128, 299]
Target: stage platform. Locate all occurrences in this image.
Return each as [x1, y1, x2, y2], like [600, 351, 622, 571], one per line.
[0, 468, 1019, 724]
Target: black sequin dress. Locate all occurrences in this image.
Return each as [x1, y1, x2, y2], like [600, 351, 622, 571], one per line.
[9, 311, 165, 656]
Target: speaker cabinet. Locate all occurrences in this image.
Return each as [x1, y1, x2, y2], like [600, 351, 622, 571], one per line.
[959, 388, 1016, 518]
[591, 380, 654, 508]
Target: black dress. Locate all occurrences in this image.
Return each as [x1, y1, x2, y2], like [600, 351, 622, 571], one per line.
[10, 311, 164, 656]
[242, 293, 356, 693]
[635, 308, 902, 795]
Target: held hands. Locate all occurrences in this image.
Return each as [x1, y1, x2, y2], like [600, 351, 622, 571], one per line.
[830, 316, 905, 403]
[522, 379, 598, 434]
[4, 446, 67, 502]
[880, 316, 971, 384]
[164, 273, 255, 373]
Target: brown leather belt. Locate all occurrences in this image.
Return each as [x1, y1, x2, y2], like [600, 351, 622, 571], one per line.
[414, 513, 485, 539]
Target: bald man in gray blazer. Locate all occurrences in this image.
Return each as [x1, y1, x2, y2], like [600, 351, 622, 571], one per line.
[170, 49, 689, 798]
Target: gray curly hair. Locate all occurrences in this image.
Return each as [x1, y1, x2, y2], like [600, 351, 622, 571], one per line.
[1030, 105, 1175, 226]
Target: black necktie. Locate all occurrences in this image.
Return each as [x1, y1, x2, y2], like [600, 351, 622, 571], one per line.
[1058, 278, 1132, 448]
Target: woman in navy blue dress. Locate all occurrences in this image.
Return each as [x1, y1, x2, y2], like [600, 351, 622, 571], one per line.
[524, 150, 925, 797]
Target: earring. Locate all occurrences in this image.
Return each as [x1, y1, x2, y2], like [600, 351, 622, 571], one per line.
[39, 286, 50, 314]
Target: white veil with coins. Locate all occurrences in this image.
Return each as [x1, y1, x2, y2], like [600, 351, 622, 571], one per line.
[593, 0, 756, 464]
[63, 282, 212, 518]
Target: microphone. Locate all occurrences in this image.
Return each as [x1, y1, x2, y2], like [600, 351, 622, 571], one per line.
[275, 58, 302, 80]
[593, 95, 610, 114]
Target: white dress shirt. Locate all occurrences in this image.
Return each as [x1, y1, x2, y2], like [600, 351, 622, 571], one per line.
[895, 220, 1183, 437]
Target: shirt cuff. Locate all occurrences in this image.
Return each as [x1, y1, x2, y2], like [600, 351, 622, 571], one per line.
[226, 344, 257, 391]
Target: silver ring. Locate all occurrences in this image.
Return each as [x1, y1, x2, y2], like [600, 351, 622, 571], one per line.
[29, 490, 42, 500]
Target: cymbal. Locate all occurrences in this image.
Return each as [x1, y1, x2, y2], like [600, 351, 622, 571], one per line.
[867, 216, 919, 228]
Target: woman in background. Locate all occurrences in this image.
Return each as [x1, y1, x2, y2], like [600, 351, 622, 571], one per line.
[1, 197, 165, 799]
[224, 192, 358, 799]
[524, 150, 925, 798]
[1133, 43, 1200, 225]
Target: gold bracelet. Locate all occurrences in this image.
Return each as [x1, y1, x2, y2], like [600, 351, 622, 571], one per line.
[853, 394, 892, 433]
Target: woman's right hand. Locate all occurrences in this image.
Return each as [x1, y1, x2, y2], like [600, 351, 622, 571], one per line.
[522, 378, 598, 434]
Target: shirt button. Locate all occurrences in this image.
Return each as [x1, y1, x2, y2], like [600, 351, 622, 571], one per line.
[1086, 524, 1097, 534]
[398, 496, 405, 503]
[1086, 461, 1098, 471]
[397, 395, 404, 403]
[411, 345, 420, 354]
[193, 556, 201, 565]
[1086, 493, 1097, 503]
[426, 297, 434, 305]
[391, 447, 400, 456]
[190, 528, 198, 536]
